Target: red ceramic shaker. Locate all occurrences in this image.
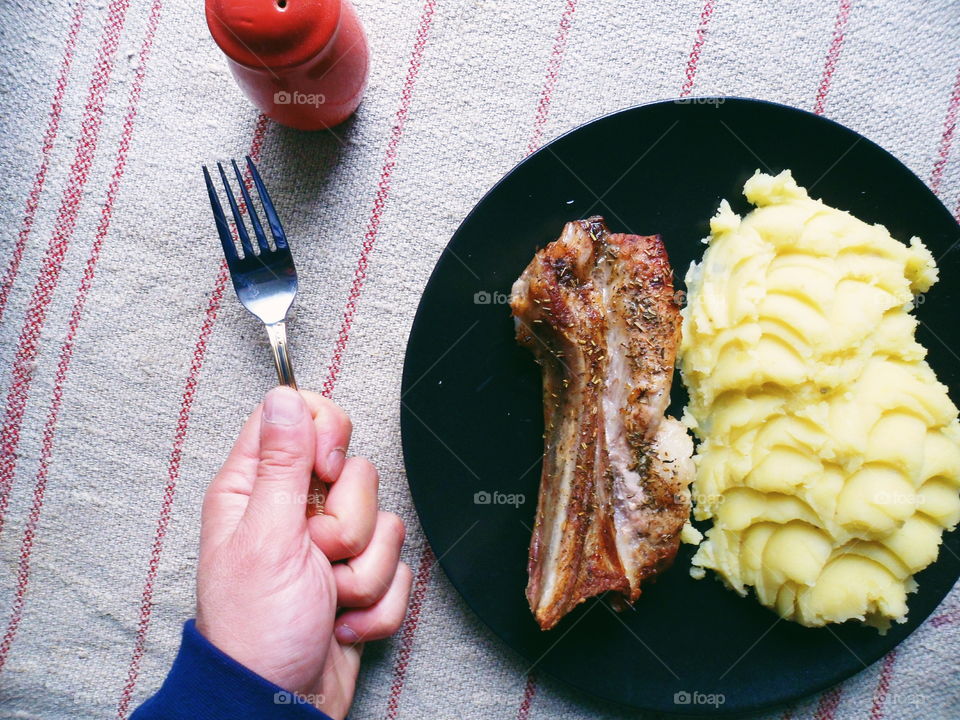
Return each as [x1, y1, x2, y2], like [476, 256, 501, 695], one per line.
[206, 0, 369, 130]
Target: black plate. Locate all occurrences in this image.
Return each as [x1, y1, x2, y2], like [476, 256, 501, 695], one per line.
[400, 98, 960, 716]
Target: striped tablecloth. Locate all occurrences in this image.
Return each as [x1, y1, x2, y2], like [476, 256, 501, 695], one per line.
[1, 1, 958, 718]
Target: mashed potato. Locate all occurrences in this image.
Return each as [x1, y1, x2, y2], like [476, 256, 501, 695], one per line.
[680, 170, 960, 630]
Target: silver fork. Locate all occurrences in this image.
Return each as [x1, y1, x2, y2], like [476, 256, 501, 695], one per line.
[203, 157, 299, 389]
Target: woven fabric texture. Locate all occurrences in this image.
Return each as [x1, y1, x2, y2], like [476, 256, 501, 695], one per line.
[0, 0, 958, 718]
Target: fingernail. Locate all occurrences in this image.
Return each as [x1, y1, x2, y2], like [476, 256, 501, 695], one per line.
[326, 448, 346, 479]
[335, 624, 359, 644]
[263, 387, 303, 425]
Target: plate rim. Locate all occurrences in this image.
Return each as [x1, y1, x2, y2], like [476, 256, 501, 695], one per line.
[400, 95, 960, 717]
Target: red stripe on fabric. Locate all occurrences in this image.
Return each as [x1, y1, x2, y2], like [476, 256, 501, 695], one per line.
[515, 672, 538, 720]
[930, 67, 960, 195]
[298, 3, 444, 716]
[386, 546, 435, 720]
[500, 4, 588, 711]
[320, 0, 437, 399]
[0, 0, 165, 675]
[0, 0, 87, 324]
[114, 115, 270, 719]
[869, 650, 897, 720]
[118, 0, 432, 707]
[0, 0, 134, 540]
[394, 1, 584, 713]
[116, 264, 230, 718]
[855, 70, 960, 719]
[525, 0, 578, 156]
[814, 685, 843, 720]
[813, 0, 853, 115]
[931, 611, 955, 628]
[679, 0, 717, 98]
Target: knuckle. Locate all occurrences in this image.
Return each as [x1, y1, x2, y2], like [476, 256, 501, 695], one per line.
[349, 456, 379, 484]
[315, 399, 353, 442]
[338, 524, 367, 558]
[354, 579, 386, 607]
[384, 597, 410, 633]
[383, 614, 405, 636]
[339, 411, 353, 440]
[380, 512, 406, 544]
[396, 562, 413, 599]
[360, 564, 412, 636]
[258, 445, 307, 476]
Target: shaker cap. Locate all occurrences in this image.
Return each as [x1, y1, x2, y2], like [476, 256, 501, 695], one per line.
[206, 0, 341, 70]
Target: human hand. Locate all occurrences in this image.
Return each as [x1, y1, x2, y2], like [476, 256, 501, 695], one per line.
[196, 386, 412, 719]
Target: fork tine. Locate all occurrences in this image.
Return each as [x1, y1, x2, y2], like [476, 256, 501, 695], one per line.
[217, 162, 256, 258]
[232, 159, 270, 254]
[203, 165, 238, 265]
[247, 156, 288, 249]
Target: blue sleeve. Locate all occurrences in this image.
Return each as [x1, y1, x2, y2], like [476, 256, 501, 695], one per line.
[131, 620, 334, 720]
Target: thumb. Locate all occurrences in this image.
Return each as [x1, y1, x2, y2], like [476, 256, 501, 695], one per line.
[244, 386, 316, 536]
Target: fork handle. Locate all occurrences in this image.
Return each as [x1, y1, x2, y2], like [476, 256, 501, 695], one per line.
[265, 322, 326, 517]
[265, 321, 297, 389]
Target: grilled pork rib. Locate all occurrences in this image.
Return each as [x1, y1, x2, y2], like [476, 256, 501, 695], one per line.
[511, 217, 694, 631]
